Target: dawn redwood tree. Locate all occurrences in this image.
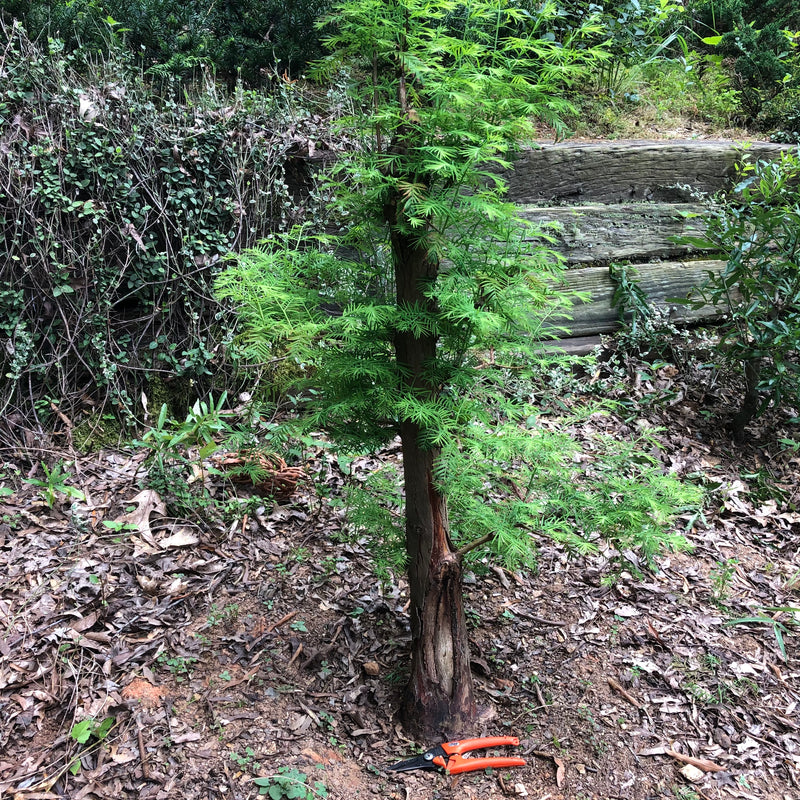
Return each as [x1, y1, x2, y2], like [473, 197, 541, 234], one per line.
[217, 0, 608, 736]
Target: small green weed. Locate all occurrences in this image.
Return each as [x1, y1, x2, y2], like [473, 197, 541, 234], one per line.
[157, 652, 198, 681]
[68, 716, 115, 775]
[101, 519, 139, 534]
[285, 547, 308, 564]
[208, 603, 240, 627]
[70, 716, 114, 744]
[577, 704, 606, 755]
[230, 746, 261, 771]
[24, 461, 85, 508]
[253, 766, 328, 799]
[725, 606, 799, 661]
[710, 558, 738, 602]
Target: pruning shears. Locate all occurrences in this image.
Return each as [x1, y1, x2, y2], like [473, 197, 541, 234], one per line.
[387, 736, 526, 775]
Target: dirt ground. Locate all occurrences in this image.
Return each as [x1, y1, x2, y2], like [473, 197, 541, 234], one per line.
[1, 344, 799, 800]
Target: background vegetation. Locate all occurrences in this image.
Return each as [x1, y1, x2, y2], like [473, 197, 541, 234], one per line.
[0, 22, 331, 446]
[1, 0, 799, 449]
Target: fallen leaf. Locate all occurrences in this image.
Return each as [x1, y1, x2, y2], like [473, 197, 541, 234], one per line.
[173, 731, 202, 743]
[115, 489, 166, 543]
[159, 529, 199, 548]
[136, 575, 160, 594]
[554, 756, 565, 788]
[679, 764, 705, 783]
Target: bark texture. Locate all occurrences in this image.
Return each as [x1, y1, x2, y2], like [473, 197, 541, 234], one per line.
[518, 202, 709, 264]
[546, 259, 730, 337]
[388, 218, 476, 738]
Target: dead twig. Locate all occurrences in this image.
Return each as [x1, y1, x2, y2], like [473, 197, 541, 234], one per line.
[289, 642, 304, 666]
[136, 714, 150, 780]
[267, 610, 299, 632]
[607, 676, 643, 710]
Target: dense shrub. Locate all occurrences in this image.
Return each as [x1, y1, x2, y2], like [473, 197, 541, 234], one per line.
[2, 0, 331, 84]
[685, 0, 799, 122]
[685, 0, 800, 32]
[689, 150, 800, 439]
[0, 24, 326, 447]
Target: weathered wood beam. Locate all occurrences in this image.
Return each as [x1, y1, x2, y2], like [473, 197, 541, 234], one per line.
[505, 140, 790, 205]
[520, 202, 711, 264]
[547, 259, 726, 337]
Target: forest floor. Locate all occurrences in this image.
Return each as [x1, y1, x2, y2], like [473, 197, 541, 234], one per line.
[1, 334, 799, 800]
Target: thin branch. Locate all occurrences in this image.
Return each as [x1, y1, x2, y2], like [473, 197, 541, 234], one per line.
[456, 532, 493, 557]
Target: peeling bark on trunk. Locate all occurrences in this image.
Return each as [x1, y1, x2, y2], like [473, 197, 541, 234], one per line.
[399, 423, 476, 737]
[389, 221, 476, 738]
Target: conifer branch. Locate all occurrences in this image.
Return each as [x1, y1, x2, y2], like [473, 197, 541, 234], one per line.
[456, 533, 493, 558]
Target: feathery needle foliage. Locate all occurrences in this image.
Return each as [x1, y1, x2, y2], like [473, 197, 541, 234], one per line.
[216, 0, 699, 736]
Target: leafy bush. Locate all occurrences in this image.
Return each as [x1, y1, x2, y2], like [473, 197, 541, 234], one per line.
[5, 0, 331, 83]
[718, 23, 793, 117]
[685, 0, 799, 122]
[759, 52, 800, 143]
[688, 149, 800, 438]
[0, 24, 317, 447]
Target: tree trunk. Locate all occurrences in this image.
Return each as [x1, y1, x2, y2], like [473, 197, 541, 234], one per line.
[398, 422, 476, 738]
[390, 222, 477, 738]
[732, 358, 761, 442]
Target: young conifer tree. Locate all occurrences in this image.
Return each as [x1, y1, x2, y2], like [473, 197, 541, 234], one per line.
[217, 0, 608, 736]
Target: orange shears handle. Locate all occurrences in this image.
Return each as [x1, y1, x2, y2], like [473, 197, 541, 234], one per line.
[434, 754, 527, 774]
[441, 736, 520, 754]
[434, 736, 525, 774]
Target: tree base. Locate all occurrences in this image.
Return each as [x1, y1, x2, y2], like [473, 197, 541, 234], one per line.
[400, 554, 477, 740]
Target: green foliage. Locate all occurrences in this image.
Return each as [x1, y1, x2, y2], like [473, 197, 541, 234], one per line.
[607, 263, 699, 364]
[684, 0, 800, 121]
[218, 0, 698, 579]
[687, 149, 800, 438]
[724, 606, 798, 660]
[437, 397, 700, 571]
[134, 394, 232, 518]
[710, 557, 738, 601]
[336, 463, 406, 583]
[759, 48, 800, 142]
[0, 24, 308, 446]
[7, 0, 331, 82]
[23, 461, 86, 508]
[217, 219, 568, 452]
[589, 0, 688, 95]
[230, 746, 261, 772]
[69, 716, 114, 745]
[132, 391, 298, 519]
[685, 0, 800, 39]
[157, 651, 198, 680]
[337, 394, 701, 581]
[253, 767, 328, 799]
[718, 23, 795, 117]
[647, 43, 741, 124]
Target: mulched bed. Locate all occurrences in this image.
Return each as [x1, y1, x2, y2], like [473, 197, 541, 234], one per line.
[2, 353, 799, 800]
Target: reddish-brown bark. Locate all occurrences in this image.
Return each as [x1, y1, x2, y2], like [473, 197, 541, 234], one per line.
[389, 219, 476, 738]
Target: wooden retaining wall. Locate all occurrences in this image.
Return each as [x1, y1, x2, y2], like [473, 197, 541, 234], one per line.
[511, 140, 790, 344]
